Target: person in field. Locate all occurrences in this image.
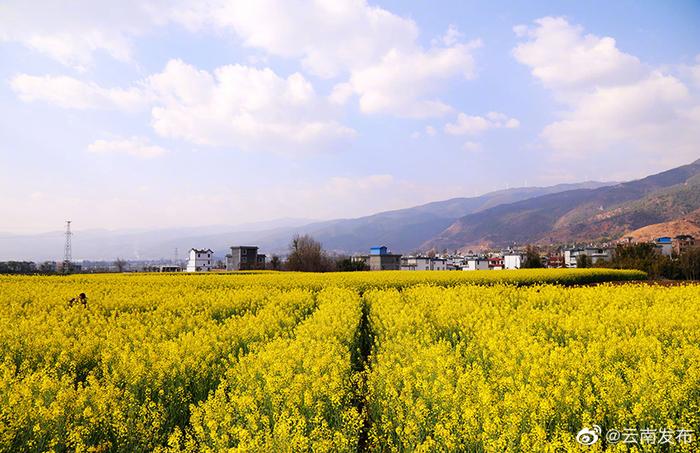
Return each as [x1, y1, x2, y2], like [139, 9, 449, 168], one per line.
[68, 293, 88, 307]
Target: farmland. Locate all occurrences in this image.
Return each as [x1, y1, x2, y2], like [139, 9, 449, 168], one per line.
[1, 269, 698, 452]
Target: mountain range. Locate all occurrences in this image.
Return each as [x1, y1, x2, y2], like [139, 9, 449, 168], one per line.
[2, 158, 699, 261]
[425, 158, 700, 251]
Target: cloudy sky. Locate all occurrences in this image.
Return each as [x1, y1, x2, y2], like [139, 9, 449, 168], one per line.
[2, 0, 700, 234]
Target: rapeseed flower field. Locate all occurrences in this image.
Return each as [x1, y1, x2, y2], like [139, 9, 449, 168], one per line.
[1, 269, 698, 452]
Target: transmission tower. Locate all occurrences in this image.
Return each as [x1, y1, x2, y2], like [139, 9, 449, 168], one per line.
[63, 220, 72, 273]
[174, 247, 179, 265]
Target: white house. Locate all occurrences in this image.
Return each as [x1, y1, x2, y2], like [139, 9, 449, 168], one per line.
[186, 248, 213, 272]
[503, 253, 526, 270]
[464, 258, 490, 271]
[564, 247, 612, 268]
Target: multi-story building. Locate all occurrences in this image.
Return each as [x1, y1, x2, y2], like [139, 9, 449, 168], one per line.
[674, 235, 696, 255]
[653, 237, 673, 256]
[358, 245, 401, 271]
[400, 256, 447, 271]
[444, 256, 465, 270]
[226, 246, 266, 271]
[186, 248, 213, 272]
[503, 252, 526, 269]
[545, 254, 565, 268]
[488, 256, 504, 270]
[464, 258, 489, 271]
[564, 247, 612, 267]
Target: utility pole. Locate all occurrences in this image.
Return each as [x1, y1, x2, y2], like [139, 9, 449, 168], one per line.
[63, 220, 72, 274]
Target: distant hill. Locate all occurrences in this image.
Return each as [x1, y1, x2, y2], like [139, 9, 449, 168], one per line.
[0, 182, 610, 260]
[6, 156, 700, 261]
[623, 208, 700, 243]
[264, 181, 613, 255]
[424, 158, 700, 251]
[0, 219, 314, 262]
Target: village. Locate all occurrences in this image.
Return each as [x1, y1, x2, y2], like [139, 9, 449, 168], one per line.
[176, 234, 696, 273]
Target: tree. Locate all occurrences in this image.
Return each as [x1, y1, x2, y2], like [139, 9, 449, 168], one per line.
[114, 258, 127, 273]
[269, 255, 282, 271]
[576, 254, 590, 269]
[0, 261, 36, 274]
[521, 245, 544, 268]
[335, 256, 369, 272]
[38, 261, 56, 274]
[679, 248, 700, 280]
[594, 243, 681, 279]
[285, 234, 334, 272]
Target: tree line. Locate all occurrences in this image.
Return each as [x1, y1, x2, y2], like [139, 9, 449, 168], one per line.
[582, 243, 700, 280]
[0, 261, 56, 275]
[507, 243, 700, 280]
[268, 234, 368, 272]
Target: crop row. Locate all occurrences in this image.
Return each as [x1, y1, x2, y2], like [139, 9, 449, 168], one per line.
[0, 285, 317, 451]
[0, 267, 646, 294]
[364, 284, 700, 451]
[1, 274, 697, 452]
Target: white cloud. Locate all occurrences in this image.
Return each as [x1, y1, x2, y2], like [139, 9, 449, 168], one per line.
[87, 137, 168, 158]
[691, 55, 700, 88]
[513, 17, 700, 165]
[199, 1, 481, 117]
[10, 74, 147, 110]
[12, 59, 355, 154]
[349, 41, 480, 117]
[513, 17, 645, 92]
[425, 125, 437, 136]
[0, 0, 175, 69]
[541, 72, 696, 154]
[205, 0, 420, 79]
[440, 25, 465, 47]
[444, 111, 520, 135]
[462, 141, 482, 152]
[329, 82, 354, 105]
[4, 0, 482, 119]
[327, 174, 394, 192]
[147, 60, 356, 153]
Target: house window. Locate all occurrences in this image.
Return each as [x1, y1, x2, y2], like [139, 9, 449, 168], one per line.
[242, 249, 247, 255]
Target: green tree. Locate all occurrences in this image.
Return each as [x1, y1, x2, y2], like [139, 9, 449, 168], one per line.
[576, 254, 590, 269]
[335, 257, 369, 272]
[679, 248, 700, 280]
[595, 243, 681, 279]
[521, 245, 544, 268]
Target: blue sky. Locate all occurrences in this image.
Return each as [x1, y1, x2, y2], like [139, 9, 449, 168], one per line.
[2, 0, 700, 233]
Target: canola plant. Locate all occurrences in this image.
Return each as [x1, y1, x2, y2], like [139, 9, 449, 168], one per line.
[1, 269, 698, 452]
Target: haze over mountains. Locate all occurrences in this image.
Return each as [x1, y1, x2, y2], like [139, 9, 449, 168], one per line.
[0, 182, 610, 261]
[2, 158, 699, 261]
